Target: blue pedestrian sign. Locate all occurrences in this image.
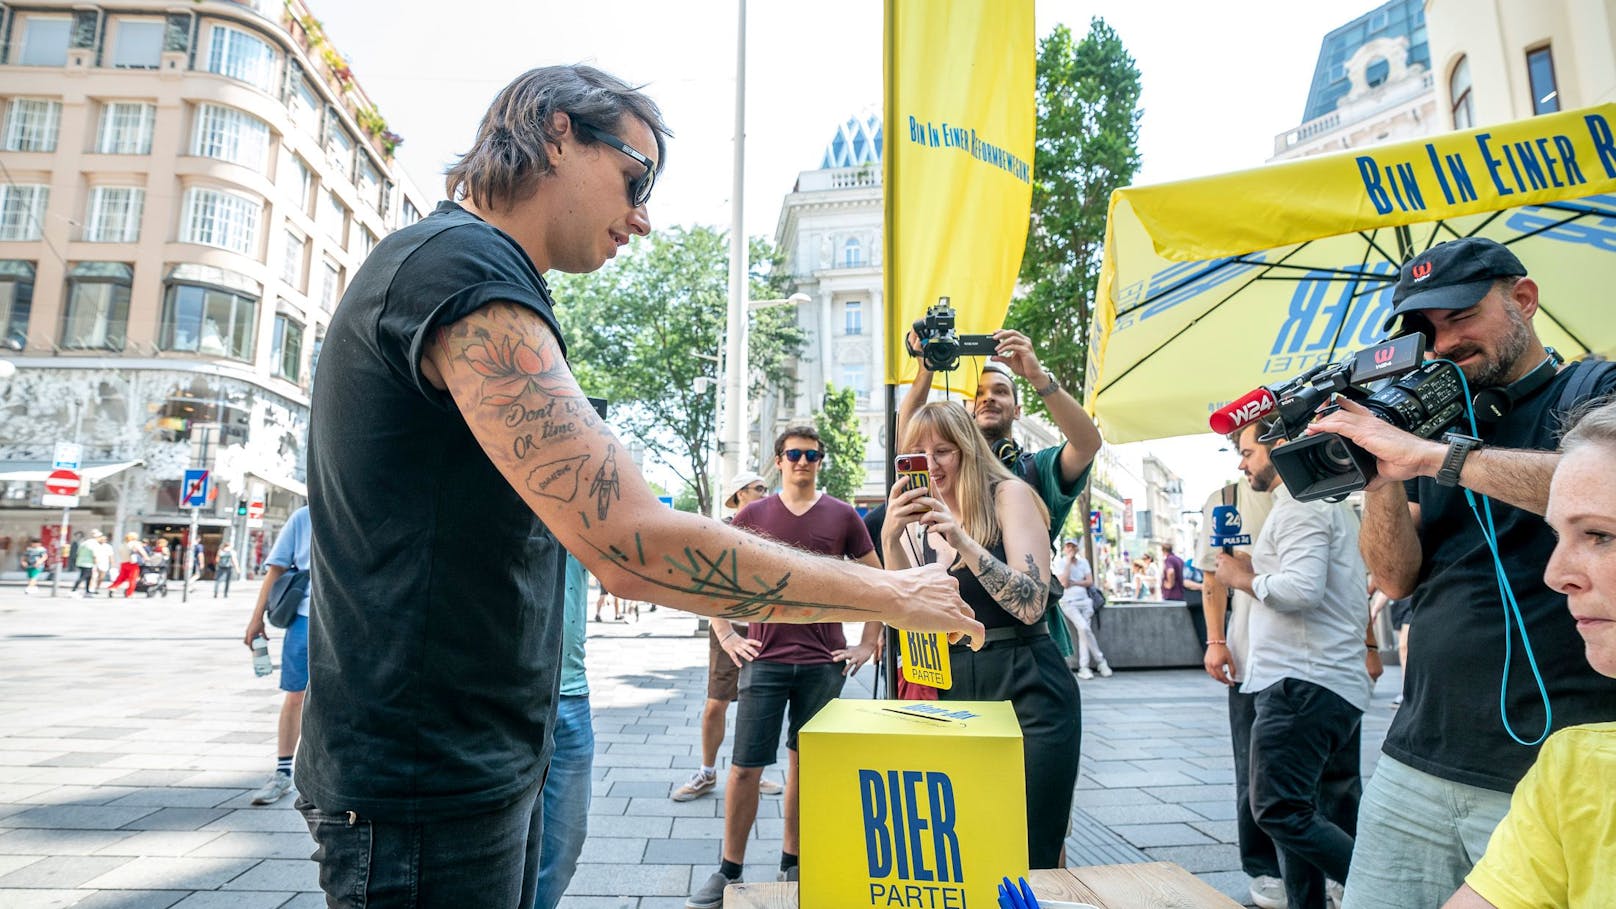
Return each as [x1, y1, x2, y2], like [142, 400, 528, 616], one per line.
[182, 469, 210, 508]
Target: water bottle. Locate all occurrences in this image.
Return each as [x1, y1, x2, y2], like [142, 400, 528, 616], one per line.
[251, 635, 272, 677]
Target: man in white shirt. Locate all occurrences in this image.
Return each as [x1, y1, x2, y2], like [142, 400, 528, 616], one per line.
[1217, 418, 1371, 909]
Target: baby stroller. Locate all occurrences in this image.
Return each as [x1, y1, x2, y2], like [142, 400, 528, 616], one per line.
[135, 552, 169, 597]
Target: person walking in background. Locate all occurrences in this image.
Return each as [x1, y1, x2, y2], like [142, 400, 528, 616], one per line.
[108, 533, 145, 597]
[90, 531, 112, 594]
[71, 531, 98, 596]
[214, 542, 237, 597]
[21, 539, 46, 595]
[1054, 539, 1111, 680]
[1160, 541, 1185, 602]
[533, 554, 594, 909]
[242, 506, 312, 806]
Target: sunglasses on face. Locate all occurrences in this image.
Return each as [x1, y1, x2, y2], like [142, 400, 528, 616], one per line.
[783, 448, 823, 463]
[578, 124, 656, 208]
[747, 483, 767, 493]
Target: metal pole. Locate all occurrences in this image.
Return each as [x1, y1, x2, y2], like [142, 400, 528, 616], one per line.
[182, 507, 197, 603]
[720, 0, 749, 490]
[51, 506, 68, 598]
[882, 383, 899, 698]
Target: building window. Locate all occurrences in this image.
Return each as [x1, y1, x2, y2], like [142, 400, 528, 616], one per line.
[320, 258, 342, 313]
[286, 153, 313, 213]
[110, 19, 164, 68]
[844, 300, 863, 335]
[309, 329, 324, 383]
[843, 237, 863, 268]
[4, 99, 62, 152]
[356, 225, 377, 261]
[271, 313, 303, 382]
[18, 16, 71, 66]
[320, 191, 347, 246]
[160, 282, 258, 360]
[97, 102, 156, 154]
[326, 117, 354, 178]
[207, 24, 277, 94]
[0, 186, 49, 241]
[288, 77, 321, 134]
[181, 187, 261, 256]
[0, 261, 35, 351]
[1450, 55, 1475, 129]
[60, 263, 132, 351]
[84, 187, 144, 242]
[192, 103, 270, 172]
[282, 230, 306, 289]
[356, 157, 382, 211]
[402, 199, 422, 226]
[840, 365, 868, 400]
[1527, 46, 1560, 115]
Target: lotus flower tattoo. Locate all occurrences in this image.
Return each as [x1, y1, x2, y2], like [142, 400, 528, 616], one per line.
[464, 337, 553, 406]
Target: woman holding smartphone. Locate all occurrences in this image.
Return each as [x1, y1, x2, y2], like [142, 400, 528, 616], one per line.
[883, 401, 1081, 869]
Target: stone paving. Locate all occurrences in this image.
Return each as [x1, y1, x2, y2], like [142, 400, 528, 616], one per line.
[0, 581, 1400, 908]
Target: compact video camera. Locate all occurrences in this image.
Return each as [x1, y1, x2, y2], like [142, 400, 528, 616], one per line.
[1239, 334, 1467, 502]
[906, 298, 998, 372]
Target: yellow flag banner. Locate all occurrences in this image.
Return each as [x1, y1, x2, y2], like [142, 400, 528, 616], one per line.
[1088, 103, 1616, 443]
[883, 0, 1035, 391]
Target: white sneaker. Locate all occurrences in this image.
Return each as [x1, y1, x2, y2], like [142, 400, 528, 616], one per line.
[1076, 667, 1094, 680]
[1096, 660, 1114, 678]
[759, 776, 784, 796]
[672, 769, 718, 801]
[249, 772, 293, 806]
[1250, 875, 1286, 909]
[1327, 879, 1343, 909]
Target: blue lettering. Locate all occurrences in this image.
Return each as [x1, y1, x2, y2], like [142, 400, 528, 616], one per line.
[1505, 206, 1616, 253]
[861, 769, 893, 878]
[1357, 156, 1393, 214]
[1476, 133, 1515, 196]
[1304, 276, 1355, 352]
[902, 771, 932, 882]
[1427, 144, 1455, 204]
[1586, 114, 1616, 177]
[928, 774, 962, 883]
[886, 770, 909, 878]
[1502, 143, 1527, 193]
[1446, 153, 1479, 202]
[1555, 135, 1586, 184]
[908, 116, 923, 145]
[1394, 162, 1425, 210]
[1272, 275, 1330, 355]
[1535, 137, 1564, 188]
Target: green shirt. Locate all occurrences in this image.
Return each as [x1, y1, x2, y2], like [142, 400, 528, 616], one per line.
[558, 555, 589, 697]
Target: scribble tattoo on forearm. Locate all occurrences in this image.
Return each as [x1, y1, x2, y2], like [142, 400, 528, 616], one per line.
[589, 446, 621, 520]
[976, 552, 1049, 624]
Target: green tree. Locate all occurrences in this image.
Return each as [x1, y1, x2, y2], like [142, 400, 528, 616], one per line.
[1008, 18, 1142, 418]
[814, 384, 867, 501]
[551, 227, 805, 515]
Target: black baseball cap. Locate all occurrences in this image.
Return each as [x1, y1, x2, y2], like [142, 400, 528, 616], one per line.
[1383, 237, 1527, 331]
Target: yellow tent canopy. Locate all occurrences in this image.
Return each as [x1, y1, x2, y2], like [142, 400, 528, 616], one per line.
[1088, 103, 1616, 443]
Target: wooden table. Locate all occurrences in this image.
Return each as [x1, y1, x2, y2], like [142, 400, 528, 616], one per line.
[724, 862, 1243, 908]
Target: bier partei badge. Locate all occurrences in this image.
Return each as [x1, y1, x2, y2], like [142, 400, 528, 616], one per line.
[899, 630, 952, 690]
[798, 699, 1026, 909]
[1210, 505, 1251, 547]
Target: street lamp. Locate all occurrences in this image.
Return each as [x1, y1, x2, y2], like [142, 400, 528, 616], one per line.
[717, 293, 812, 502]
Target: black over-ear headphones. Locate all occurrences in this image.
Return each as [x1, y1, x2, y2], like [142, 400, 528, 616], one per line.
[991, 436, 1024, 470]
[1471, 348, 1562, 425]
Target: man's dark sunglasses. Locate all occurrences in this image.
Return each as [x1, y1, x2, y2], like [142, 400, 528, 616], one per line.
[579, 124, 656, 208]
[783, 448, 823, 463]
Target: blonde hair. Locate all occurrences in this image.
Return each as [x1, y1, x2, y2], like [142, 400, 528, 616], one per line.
[1561, 393, 1616, 455]
[901, 402, 1049, 549]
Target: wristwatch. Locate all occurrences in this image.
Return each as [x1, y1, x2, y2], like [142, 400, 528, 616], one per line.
[1435, 432, 1483, 487]
[1035, 376, 1061, 397]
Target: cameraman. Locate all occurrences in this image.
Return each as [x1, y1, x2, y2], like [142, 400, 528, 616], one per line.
[899, 328, 1102, 539]
[1308, 237, 1616, 908]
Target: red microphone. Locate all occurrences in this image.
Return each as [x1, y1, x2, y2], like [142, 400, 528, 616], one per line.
[1209, 387, 1279, 436]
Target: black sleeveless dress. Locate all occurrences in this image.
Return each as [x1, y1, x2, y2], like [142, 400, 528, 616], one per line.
[934, 536, 1082, 869]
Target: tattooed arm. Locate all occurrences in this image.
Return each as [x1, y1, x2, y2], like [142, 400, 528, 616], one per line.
[921, 480, 1052, 625]
[420, 303, 983, 641]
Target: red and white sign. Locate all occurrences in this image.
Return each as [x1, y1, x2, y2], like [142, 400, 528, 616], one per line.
[44, 469, 81, 496]
[248, 501, 265, 520]
[1122, 498, 1136, 534]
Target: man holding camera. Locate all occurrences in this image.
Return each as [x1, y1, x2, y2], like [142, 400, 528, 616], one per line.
[1309, 237, 1616, 908]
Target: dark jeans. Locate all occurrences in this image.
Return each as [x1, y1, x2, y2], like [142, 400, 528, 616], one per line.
[732, 659, 846, 766]
[1249, 678, 1362, 909]
[1229, 687, 1282, 879]
[71, 566, 94, 593]
[213, 567, 234, 597]
[298, 775, 545, 908]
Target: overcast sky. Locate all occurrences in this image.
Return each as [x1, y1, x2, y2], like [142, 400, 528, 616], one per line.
[314, 0, 1387, 506]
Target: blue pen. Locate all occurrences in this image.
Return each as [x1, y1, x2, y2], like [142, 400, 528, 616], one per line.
[1001, 877, 1028, 909]
[1018, 876, 1042, 908]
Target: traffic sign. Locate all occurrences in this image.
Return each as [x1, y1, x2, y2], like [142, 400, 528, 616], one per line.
[247, 500, 265, 519]
[44, 469, 81, 496]
[182, 469, 210, 508]
[52, 442, 81, 470]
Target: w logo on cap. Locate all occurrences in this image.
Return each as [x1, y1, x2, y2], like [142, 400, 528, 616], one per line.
[1411, 261, 1434, 282]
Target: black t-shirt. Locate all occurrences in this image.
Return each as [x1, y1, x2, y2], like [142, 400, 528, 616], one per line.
[297, 201, 569, 822]
[1384, 360, 1616, 792]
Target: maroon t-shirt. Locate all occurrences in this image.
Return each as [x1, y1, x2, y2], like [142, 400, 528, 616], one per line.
[731, 493, 875, 664]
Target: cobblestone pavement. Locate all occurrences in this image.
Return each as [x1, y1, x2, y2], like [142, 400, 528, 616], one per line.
[0, 582, 1399, 907]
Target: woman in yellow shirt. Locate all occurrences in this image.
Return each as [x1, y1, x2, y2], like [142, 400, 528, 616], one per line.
[1444, 398, 1616, 908]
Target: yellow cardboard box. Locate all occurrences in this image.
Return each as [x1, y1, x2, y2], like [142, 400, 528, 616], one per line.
[798, 699, 1026, 909]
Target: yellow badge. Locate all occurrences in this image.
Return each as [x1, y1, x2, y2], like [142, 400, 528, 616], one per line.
[898, 630, 952, 690]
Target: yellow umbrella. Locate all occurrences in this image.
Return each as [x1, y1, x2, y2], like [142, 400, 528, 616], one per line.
[1088, 103, 1616, 443]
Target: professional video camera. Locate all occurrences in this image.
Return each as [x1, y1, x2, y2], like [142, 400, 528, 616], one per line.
[1209, 334, 1468, 503]
[906, 298, 998, 372]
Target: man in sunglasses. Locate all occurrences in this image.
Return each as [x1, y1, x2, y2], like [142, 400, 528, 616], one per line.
[688, 426, 885, 908]
[297, 65, 982, 908]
